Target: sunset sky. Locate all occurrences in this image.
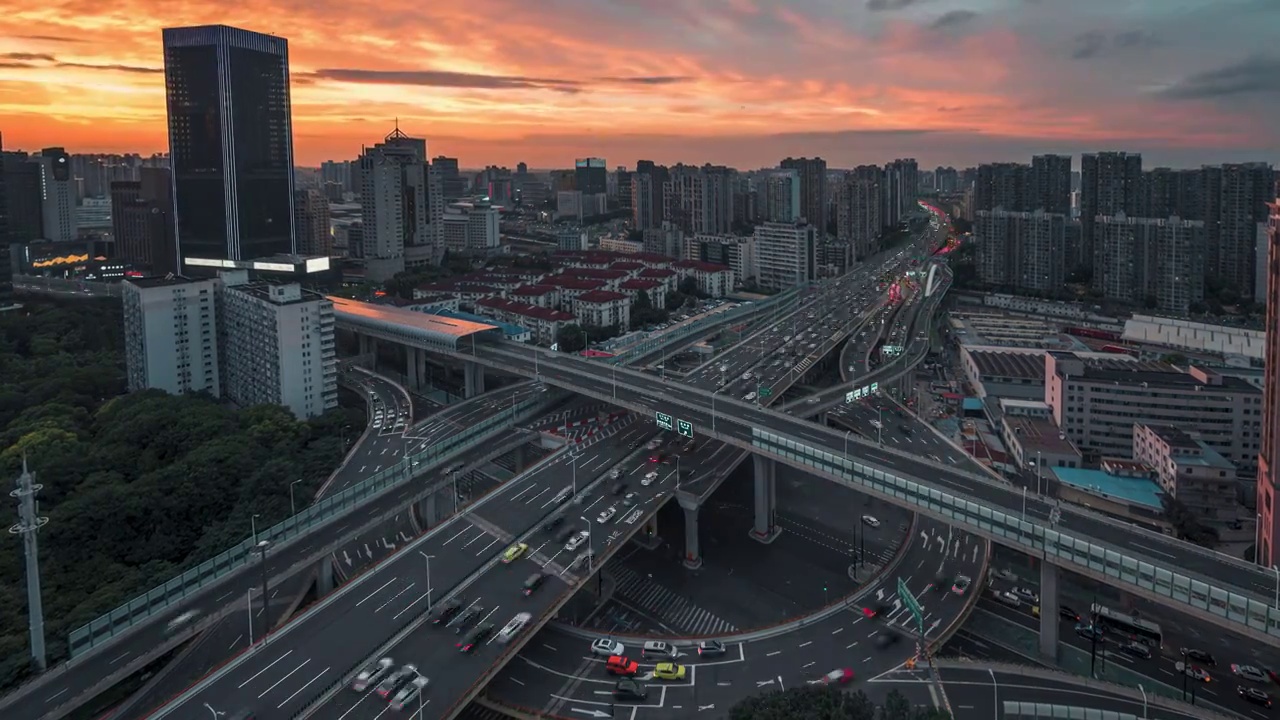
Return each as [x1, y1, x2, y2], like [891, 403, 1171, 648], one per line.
[0, 0, 1276, 169]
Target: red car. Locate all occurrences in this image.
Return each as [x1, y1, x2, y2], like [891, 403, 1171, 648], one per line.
[820, 668, 855, 685]
[862, 607, 878, 618]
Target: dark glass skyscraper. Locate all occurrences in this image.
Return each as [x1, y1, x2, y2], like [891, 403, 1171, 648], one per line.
[162, 25, 295, 268]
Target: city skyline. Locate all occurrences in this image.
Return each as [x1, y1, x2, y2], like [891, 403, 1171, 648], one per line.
[0, 0, 1277, 168]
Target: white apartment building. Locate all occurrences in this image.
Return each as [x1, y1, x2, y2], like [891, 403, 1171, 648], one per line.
[556, 226, 588, 252]
[753, 221, 816, 292]
[122, 276, 221, 396]
[687, 234, 755, 288]
[442, 199, 500, 253]
[574, 290, 631, 329]
[219, 278, 339, 419]
[556, 191, 584, 222]
[674, 260, 734, 297]
[1045, 352, 1261, 478]
[358, 127, 441, 281]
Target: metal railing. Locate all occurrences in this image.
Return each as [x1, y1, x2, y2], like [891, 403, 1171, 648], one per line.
[67, 391, 564, 657]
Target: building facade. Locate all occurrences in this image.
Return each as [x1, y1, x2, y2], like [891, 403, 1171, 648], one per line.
[836, 165, 882, 260]
[1133, 422, 1237, 524]
[122, 276, 221, 396]
[111, 166, 178, 275]
[753, 221, 816, 292]
[1258, 199, 1280, 566]
[293, 188, 332, 257]
[35, 147, 75, 242]
[358, 126, 440, 281]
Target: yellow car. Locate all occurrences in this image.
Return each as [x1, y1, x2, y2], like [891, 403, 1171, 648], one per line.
[653, 663, 686, 681]
[501, 543, 529, 564]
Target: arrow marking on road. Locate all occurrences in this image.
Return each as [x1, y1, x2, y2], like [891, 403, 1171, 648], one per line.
[698, 704, 715, 711]
[571, 710, 611, 718]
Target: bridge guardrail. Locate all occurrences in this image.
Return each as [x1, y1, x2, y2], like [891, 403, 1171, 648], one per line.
[66, 391, 565, 657]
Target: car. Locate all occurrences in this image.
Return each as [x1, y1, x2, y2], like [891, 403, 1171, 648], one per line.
[1182, 665, 1211, 683]
[565, 530, 589, 552]
[458, 623, 494, 653]
[389, 676, 429, 710]
[1059, 606, 1080, 622]
[645, 439, 661, 450]
[352, 657, 395, 692]
[501, 543, 528, 564]
[1074, 624, 1104, 642]
[1012, 587, 1039, 603]
[522, 572, 546, 596]
[697, 640, 726, 657]
[994, 591, 1021, 608]
[875, 633, 900, 649]
[614, 678, 648, 701]
[622, 492, 639, 507]
[451, 605, 483, 633]
[951, 575, 971, 595]
[744, 392, 757, 401]
[606, 655, 639, 676]
[653, 663, 687, 681]
[592, 638, 625, 656]
[430, 599, 463, 626]
[552, 487, 573, 504]
[649, 453, 664, 464]
[1181, 648, 1216, 666]
[611, 482, 628, 496]
[542, 516, 565, 534]
[1239, 686, 1273, 708]
[642, 471, 659, 486]
[496, 612, 532, 644]
[597, 506, 618, 523]
[1233, 664, 1268, 683]
[375, 664, 416, 698]
[642, 640, 678, 659]
[861, 515, 880, 528]
[166, 610, 200, 633]
[1119, 642, 1151, 659]
[609, 468, 622, 480]
[820, 668, 856, 685]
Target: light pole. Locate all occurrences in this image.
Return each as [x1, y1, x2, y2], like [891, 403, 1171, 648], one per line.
[580, 516, 594, 556]
[204, 702, 224, 719]
[511, 390, 518, 423]
[1035, 450, 1043, 495]
[419, 552, 434, 611]
[612, 364, 618, 399]
[289, 479, 302, 515]
[571, 452, 580, 498]
[256, 540, 270, 642]
[251, 513, 260, 546]
[843, 430, 851, 458]
[1138, 684, 1148, 719]
[877, 407, 883, 445]
[1273, 565, 1279, 609]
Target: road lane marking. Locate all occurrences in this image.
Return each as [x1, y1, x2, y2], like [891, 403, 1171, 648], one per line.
[278, 666, 330, 709]
[766, 651, 781, 657]
[443, 527, 470, 546]
[476, 537, 502, 556]
[238, 651, 293, 689]
[375, 582, 416, 613]
[798, 641, 812, 648]
[356, 577, 398, 607]
[258, 658, 310, 698]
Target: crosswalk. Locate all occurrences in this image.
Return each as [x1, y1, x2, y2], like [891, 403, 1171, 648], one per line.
[608, 565, 739, 637]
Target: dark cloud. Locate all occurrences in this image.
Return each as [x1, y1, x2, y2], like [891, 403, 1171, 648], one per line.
[595, 76, 692, 86]
[1072, 29, 1157, 60]
[866, 0, 933, 11]
[57, 62, 162, 74]
[1071, 31, 1107, 59]
[12, 34, 85, 43]
[0, 61, 34, 69]
[309, 68, 584, 93]
[930, 10, 978, 29]
[2, 52, 56, 62]
[1154, 55, 1280, 100]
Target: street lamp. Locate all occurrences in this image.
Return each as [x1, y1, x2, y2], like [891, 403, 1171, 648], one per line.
[1138, 684, 1148, 719]
[203, 702, 224, 719]
[1035, 450, 1043, 496]
[419, 552, 434, 611]
[250, 513, 260, 546]
[571, 452, 580, 498]
[256, 540, 270, 643]
[580, 516, 594, 557]
[843, 430, 851, 458]
[289, 479, 303, 515]
[511, 390, 518, 423]
[876, 407, 884, 445]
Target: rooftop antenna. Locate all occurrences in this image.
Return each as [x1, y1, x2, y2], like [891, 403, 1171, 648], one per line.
[10, 453, 48, 671]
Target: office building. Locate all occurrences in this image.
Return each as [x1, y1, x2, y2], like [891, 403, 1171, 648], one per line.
[836, 165, 882, 260]
[663, 164, 734, 236]
[122, 276, 221, 396]
[432, 156, 466, 201]
[111, 166, 178, 275]
[631, 171, 656, 231]
[1095, 213, 1205, 315]
[0, 133, 8, 304]
[1081, 152, 1143, 281]
[753, 221, 816, 292]
[219, 276, 337, 419]
[35, 147, 74, 242]
[688, 234, 754, 288]
[974, 209, 1067, 293]
[442, 199, 500, 253]
[319, 160, 353, 196]
[780, 157, 827, 234]
[614, 167, 632, 210]
[293, 188, 332, 257]
[2, 150, 42, 247]
[1259, 199, 1280, 565]
[760, 170, 801, 223]
[163, 25, 296, 270]
[574, 158, 607, 196]
[358, 125, 440, 281]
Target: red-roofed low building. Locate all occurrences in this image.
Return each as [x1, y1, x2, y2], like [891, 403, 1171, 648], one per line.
[638, 267, 678, 294]
[452, 283, 501, 302]
[674, 259, 734, 297]
[413, 282, 458, 299]
[475, 297, 575, 345]
[575, 290, 631, 330]
[631, 252, 675, 269]
[509, 284, 561, 309]
[564, 267, 629, 291]
[541, 275, 608, 309]
[619, 278, 665, 309]
[608, 261, 646, 277]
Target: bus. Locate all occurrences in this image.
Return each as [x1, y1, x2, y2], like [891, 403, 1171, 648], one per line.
[1091, 603, 1164, 648]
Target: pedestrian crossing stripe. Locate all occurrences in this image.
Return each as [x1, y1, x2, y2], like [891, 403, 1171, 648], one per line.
[608, 565, 739, 637]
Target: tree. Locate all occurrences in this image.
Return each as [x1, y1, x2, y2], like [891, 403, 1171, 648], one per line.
[1161, 495, 1219, 547]
[555, 324, 587, 352]
[630, 290, 668, 329]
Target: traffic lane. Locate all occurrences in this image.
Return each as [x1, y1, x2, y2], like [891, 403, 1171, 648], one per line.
[405, 384, 545, 448]
[939, 667, 1210, 720]
[315, 552, 573, 720]
[334, 511, 422, 581]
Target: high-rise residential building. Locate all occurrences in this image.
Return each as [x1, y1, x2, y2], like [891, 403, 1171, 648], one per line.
[614, 167, 631, 210]
[319, 160, 353, 195]
[836, 166, 882, 260]
[974, 210, 1067, 293]
[1029, 155, 1072, 215]
[1259, 198, 1280, 566]
[574, 157, 607, 196]
[663, 164, 735, 236]
[111, 167, 178, 275]
[1217, 163, 1274, 298]
[780, 157, 827, 234]
[358, 125, 440, 281]
[34, 147, 74, 241]
[934, 166, 960, 193]
[1081, 151, 1143, 280]
[0, 133, 9, 304]
[1095, 213, 1205, 315]
[973, 162, 1029, 213]
[631, 171, 656, 231]
[753, 221, 816, 292]
[218, 276, 337, 419]
[886, 158, 919, 218]
[122, 276, 221, 396]
[432, 156, 466, 201]
[1, 150, 42, 245]
[760, 169, 801, 224]
[442, 199, 500, 253]
[293, 188, 332, 257]
[163, 25, 296, 269]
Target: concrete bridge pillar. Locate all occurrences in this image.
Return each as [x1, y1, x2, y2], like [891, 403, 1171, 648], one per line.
[418, 491, 438, 529]
[406, 346, 420, 391]
[632, 515, 661, 550]
[464, 361, 486, 398]
[317, 557, 335, 595]
[512, 444, 528, 472]
[750, 455, 783, 544]
[678, 496, 703, 569]
[1039, 560, 1059, 661]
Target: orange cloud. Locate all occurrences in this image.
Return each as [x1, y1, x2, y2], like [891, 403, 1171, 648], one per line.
[0, 0, 1270, 168]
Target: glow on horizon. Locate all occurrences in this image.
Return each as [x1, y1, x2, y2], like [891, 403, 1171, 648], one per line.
[0, 0, 1275, 168]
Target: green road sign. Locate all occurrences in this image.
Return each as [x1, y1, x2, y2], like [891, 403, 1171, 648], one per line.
[656, 412, 673, 431]
[759, 386, 773, 398]
[897, 577, 924, 633]
[677, 419, 694, 438]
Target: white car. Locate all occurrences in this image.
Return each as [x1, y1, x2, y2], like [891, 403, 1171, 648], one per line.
[497, 612, 533, 644]
[389, 676, 429, 710]
[352, 657, 395, 692]
[166, 610, 200, 632]
[1232, 664, 1267, 683]
[592, 638, 625, 656]
[642, 471, 659, 487]
[861, 515, 880, 528]
[597, 506, 618, 524]
[564, 530, 589, 553]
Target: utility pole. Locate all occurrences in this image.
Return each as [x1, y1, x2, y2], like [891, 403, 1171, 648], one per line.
[9, 456, 48, 671]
